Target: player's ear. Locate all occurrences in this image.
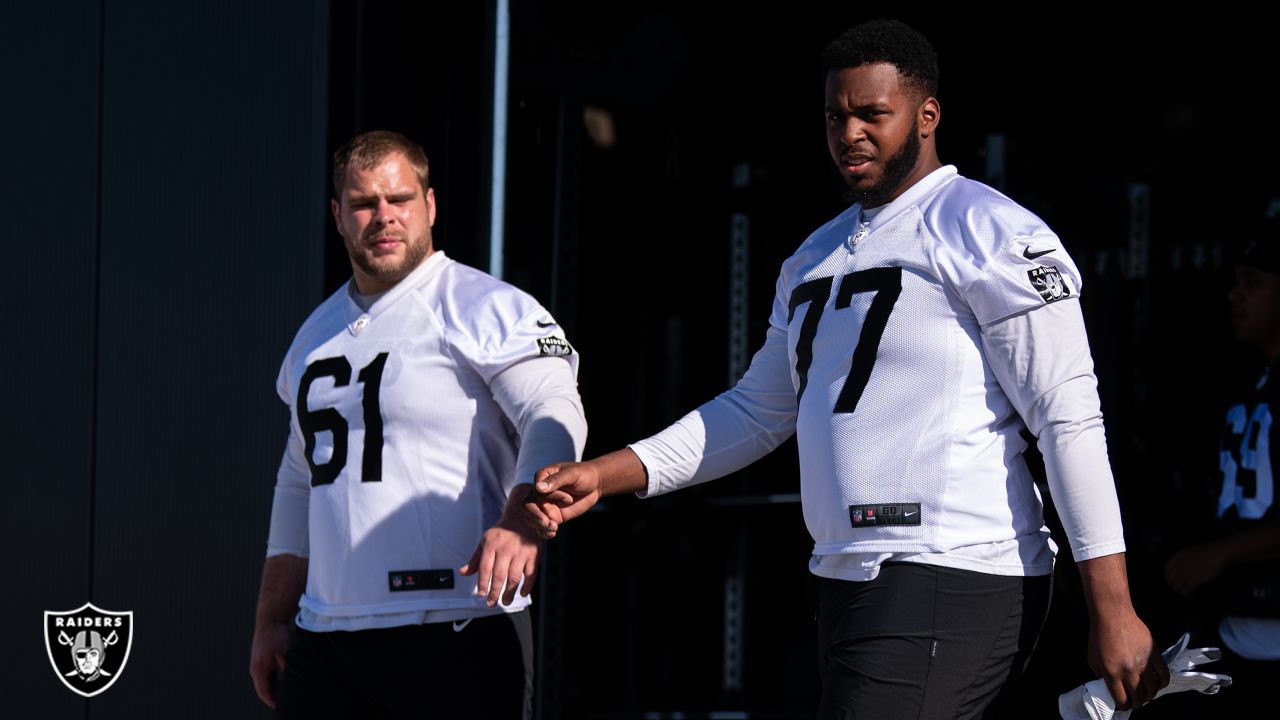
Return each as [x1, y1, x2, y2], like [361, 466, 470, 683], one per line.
[425, 187, 437, 227]
[331, 198, 343, 233]
[918, 97, 940, 138]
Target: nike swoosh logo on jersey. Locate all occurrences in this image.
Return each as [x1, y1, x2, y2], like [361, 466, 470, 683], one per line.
[903, 511, 917, 518]
[452, 618, 473, 632]
[536, 320, 557, 328]
[1023, 246, 1055, 260]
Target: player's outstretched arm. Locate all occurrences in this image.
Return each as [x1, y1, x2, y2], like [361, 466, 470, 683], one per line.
[249, 553, 307, 709]
[460, 483, 544, 607]
[527, 448, 649, 537]
[1077, 553, 1169, 710]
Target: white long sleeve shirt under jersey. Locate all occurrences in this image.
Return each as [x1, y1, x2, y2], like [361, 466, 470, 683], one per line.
[267, 251, 587, 629]
[629, 166, 1125, 580]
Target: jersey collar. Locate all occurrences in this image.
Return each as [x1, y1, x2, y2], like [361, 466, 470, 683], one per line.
[343, 249, 450, 323]
[862, 165, 959, 232]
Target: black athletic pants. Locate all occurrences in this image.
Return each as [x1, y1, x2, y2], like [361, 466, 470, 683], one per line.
[816, 562, 1051, 720]
[275, 611, 533, 720]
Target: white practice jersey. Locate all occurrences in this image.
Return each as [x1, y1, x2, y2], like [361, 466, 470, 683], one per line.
[632, 165, 1125, 575]
[269, 251, 579, 619]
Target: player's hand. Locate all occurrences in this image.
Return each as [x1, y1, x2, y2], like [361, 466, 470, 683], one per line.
[460, 485, 543, 607]
[526, 461, 603, 538]
[1163, 543, 1227, 595]
[1088, 608, 1169, 710]
[249, 620, 291, 709]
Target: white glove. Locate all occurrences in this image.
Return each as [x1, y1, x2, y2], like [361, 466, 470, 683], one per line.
[1157, 670, 1231, 698]
[1154, 632, 1231, 699]
[1058, 632, 1233, 720]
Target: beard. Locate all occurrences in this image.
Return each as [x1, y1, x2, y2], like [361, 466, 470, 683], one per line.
[347, 228, 432, 287]
[843, 119, 921, 209]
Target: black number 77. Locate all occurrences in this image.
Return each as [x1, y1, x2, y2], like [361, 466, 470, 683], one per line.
[787, 266, 903, 413]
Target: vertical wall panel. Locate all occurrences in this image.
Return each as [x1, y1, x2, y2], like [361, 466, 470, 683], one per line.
[0, 2, 100, 717]
[88, 1, 328, 717]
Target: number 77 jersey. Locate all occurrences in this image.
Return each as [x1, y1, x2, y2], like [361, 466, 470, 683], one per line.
[776, 166, 1084, 557]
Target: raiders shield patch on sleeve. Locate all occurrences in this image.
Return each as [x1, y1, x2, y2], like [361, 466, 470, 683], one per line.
[1027, 266, 1071, 304]
[537, 336, 573, 357]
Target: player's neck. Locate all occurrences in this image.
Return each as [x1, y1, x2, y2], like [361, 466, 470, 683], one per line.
[868, 154, 944, 209]
[351, 248, 436, 295]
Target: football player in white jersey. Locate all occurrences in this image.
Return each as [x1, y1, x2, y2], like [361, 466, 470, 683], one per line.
[1164, 221, 1280, 716]
[525, 20, 1167, 719]
[248, 131, 587, 719]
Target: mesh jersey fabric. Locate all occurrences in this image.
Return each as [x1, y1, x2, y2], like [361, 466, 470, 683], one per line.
[269, 251, 579, 621]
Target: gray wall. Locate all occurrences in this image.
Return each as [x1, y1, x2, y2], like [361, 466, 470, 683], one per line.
[0, 1, 329, 717]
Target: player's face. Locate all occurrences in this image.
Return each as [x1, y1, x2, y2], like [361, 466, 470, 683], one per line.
[332, 152, 436, 295]
[825, 63, 937, 208]
[1228, 265, 1280, 351]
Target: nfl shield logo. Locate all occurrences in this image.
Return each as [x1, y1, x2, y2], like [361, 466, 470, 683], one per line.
[44, 603, 133, 697]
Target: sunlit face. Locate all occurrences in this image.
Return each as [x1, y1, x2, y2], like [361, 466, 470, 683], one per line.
[824, 63, 937, 208]
[331, 151, 436, 295]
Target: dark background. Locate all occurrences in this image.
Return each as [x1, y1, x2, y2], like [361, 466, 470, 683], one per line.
[2, 1, 1273, 717]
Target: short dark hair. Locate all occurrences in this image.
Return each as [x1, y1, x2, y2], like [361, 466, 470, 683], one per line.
[821, 19, 939, 99]
[332, 130, 430, 198]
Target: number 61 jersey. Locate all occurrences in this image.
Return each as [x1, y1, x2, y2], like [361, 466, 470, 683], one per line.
[268, 251, 576, 619]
